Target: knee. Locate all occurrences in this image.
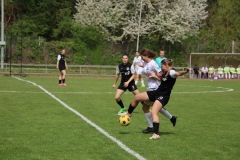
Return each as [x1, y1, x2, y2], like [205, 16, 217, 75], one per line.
[114, 96, 120, 101]
[142, 105, 149, 113]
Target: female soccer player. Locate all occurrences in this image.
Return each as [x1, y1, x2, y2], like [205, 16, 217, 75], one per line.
[56, 49, 68, 86]
[133, 51, 145, 87]
[112, 54, 139, 114]
[139, 49, 177, 134]
[120, 58, 189, 140]
[155, 49, 167, 69]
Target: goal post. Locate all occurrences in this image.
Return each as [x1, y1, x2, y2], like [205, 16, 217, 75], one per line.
[189, 53, 240, 78]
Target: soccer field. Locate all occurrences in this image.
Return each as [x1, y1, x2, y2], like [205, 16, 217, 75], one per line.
[0, 76, 239, 160]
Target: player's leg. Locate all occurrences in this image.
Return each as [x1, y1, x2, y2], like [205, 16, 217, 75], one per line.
[149, 100, 162, 140]
[58, 70, 63, 86]
[142, 102, 154, 133]
[140, 75, 145, 87]
[135, 73, 139, 85]
[118, 92, 149, 116]
[160, 108, 177, 126]
[138, 68, 145, 87]
[61, 70, 67, 86]
[114, 89, 126, 114]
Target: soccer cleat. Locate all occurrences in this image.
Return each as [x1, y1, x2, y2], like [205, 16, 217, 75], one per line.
[170, 116, 177, 127]
[118, 107, 127, 114]
[62, 83, 67, 86]
[149, 133, 160, 140]
[142, 127, 154, 134]
[118, 111, 132, 117]
[141, 84, 145, 87]
[58, 83, 63, 86]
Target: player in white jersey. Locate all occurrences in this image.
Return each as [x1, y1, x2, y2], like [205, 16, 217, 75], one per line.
[140, 49, 177, 133]
[133, 51, 145, 87]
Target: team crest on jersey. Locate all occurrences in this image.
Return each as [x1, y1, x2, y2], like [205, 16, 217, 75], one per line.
[126, 67, 129, 70]
[132, 85, 135, 90]
[162, 77, 167, 81]
[158, 96, 163, 100]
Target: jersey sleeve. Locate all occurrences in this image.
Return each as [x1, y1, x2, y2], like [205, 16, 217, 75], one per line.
[170, 70, 177, 78]
[116, 66, 120, 74]
[57, 55, 61, 60]
[131, 65, 135, 74]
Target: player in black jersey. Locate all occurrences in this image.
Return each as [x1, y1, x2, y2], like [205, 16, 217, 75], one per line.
[56, 49, 68, 86]
[120, 59, 189, 140]
[112, 54, 139, 114]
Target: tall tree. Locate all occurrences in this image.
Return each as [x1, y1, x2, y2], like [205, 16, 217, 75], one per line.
[74, 0, 208, 43]
[199, 0, 240, 52]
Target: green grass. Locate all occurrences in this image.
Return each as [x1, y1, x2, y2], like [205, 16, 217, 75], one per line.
[0, 76, 239, 160]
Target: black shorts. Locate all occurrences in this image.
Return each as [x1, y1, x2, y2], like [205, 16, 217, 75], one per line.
[59, 67, 66, 71]
[147, 90, 170, 107]
[118, 81, 137, 92]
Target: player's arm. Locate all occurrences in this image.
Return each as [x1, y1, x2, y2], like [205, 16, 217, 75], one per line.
[174, 68, 190, 76]
[126, 74, 135, 84]
[148, 63, 161, 80]
[123, 65, 135, 87]
[113, 66, 120, 88]
[56, 60, 59, 69]
[123, 74, 135, 88]
[138, 63, 144, 67]
[56, 55, 61, 69]
[65, 61, 68, 70]
[112, 73, 120, 89]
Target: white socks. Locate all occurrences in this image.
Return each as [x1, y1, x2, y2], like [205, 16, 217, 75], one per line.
[159, 108, 172, 119]
[145, 112, 153, 128]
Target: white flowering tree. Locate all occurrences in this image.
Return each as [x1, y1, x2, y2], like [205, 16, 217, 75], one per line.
[74, 0, 208, 43]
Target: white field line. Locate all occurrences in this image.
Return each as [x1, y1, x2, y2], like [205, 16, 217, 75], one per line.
[13, 76, 146, 160]
[0, 85, 233, 94]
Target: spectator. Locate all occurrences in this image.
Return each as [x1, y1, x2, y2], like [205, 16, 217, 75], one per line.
[237, 64, 240, 80]
[201, 66, 208, 79]
[193, 64, 199, 78]
[208, 65, 215, 79]
[224, 65, 230, 79]
[229, 65, 236, 79]
[217, 65, 224, 79]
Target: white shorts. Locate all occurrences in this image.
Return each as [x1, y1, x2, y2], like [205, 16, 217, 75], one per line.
[136, 67, 143, 74]
[144, 100, 153, 106]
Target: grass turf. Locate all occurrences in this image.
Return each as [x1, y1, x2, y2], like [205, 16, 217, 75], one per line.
[0, 76, 239, 160]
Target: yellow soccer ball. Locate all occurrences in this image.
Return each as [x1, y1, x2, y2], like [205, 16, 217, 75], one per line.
[119, 115, 131, 126]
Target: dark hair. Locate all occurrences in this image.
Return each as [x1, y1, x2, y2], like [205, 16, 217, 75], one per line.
[122, 54, 128, 58]
[140, 49, 156, 59]
[160, 48, 164, 52]
[161, 59, 173, 66]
